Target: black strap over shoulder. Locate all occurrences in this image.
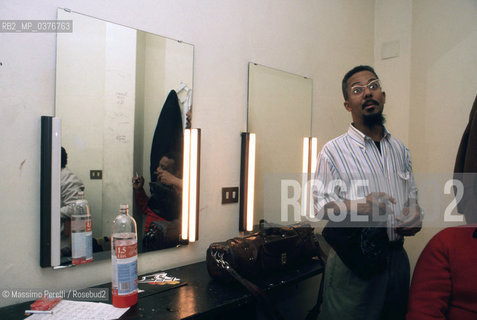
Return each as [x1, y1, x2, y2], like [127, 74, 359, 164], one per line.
[322, 225, 389, 279]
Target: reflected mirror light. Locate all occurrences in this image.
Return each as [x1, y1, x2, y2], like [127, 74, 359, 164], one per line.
[301, 137, 318, 218]
[41, 8, 195, 268]
[301, 137, 309, 218]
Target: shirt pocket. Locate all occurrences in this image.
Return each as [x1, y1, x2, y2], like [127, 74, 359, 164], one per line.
[397, 170, 411, 203]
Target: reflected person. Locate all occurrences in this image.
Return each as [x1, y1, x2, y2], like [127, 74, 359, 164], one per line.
[60, 147, 85, 218]
[132, 152, 182, 232]
[313, 65, 422, 320]
[60, 147, 84, 256]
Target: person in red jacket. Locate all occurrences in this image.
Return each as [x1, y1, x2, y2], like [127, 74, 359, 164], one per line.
[132, 153, 182, 231]
[406, 225, 477, 320]
[407, 94, 477, 320]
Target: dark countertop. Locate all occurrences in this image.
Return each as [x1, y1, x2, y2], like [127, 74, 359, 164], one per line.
[0, 259, 323, 320]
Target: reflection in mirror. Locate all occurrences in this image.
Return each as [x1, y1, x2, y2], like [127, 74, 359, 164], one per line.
[50, 9, 194, 267]
[246, 63, 313, 227]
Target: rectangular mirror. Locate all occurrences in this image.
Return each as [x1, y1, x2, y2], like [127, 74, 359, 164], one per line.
[41, 8, 194, 267]
[246, 63, 313, 227]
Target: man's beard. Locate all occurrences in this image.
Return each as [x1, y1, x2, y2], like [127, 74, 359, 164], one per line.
[363, 111, 386, 127]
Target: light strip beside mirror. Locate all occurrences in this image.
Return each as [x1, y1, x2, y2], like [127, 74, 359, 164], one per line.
[240, 132, 256, 232]
[301, 137, 309, 217]
[181, 128, 200, 242]
[246, 134, 256, 231]
[181, 130, 191, 240]
[189, 128, 200, 241]
[301, 137, 318, 218]
[309, 137, 318, 219]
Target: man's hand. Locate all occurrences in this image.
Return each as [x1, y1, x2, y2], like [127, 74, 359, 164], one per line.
[356, 192, 396, 216]
[322, 192, 396, 220]
[396, 204, 422, 236]
[157, 169, 181, 189]
[132, 175, 144, 190]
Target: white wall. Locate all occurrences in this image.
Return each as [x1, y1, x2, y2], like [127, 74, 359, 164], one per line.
[374, 0, 412, 146]
[408, 0, 477, 272]
[0, 0, 375, 307]
[375, 0, 477, 273]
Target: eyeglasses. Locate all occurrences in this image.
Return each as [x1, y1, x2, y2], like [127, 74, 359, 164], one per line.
[350, 79, 381, 96]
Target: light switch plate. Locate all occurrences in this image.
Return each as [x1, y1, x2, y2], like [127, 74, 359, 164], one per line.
[222, 187, 239, 204]
[90, 170, 102, 180]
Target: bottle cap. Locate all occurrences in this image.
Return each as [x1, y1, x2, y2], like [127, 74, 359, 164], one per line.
[120, 204, 129, 210]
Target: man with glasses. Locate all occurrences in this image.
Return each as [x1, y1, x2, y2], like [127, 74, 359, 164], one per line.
[313, 65, 422, 320]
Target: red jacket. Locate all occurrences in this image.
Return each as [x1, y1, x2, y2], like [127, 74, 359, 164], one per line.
[134, 188, 166, 231]
[407, 225, 477, 320]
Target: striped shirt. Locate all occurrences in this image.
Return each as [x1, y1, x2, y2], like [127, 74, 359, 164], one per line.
[313, 124, 418, 240]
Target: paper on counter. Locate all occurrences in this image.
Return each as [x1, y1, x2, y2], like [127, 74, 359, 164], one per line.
[26, 300, 129, 320]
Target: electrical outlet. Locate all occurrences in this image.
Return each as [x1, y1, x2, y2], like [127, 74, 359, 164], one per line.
[222, 187, 239, 204]
[90, 170, 103, 180]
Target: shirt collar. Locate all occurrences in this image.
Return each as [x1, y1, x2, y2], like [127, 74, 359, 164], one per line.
[347, 124, 391, 148]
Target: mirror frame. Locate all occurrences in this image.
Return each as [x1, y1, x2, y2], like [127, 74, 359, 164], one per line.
[241, 63, 313, 230]
[40, 9, 197, 268]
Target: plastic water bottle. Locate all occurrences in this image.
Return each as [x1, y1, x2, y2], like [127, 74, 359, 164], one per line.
[111, 204, 138, 308]
[71, 191, 93, 265]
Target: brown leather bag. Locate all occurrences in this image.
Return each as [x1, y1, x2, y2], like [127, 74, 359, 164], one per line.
[142, 219, 182, 250]
[206, 221, 320, 281]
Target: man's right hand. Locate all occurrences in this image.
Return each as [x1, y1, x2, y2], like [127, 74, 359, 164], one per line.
[356, 192, 396, 216]
[132, 176, 144, 190]
[322, 192, 396, 220]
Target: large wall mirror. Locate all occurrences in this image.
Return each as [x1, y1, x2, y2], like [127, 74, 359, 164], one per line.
[247, 63, 313, 227]
[42, 9, 194, 267]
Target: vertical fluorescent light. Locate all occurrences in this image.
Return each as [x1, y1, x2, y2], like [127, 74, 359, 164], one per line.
[309, 137, 318, 219]
[181, 129, 191, 240]
[301, 137, 309, 217]
[181, 128, 200, 242]
[310, 137, 318, 175]
[188, 129, 199, 242]
[240, 132, 256, 232]
[301, 137, 318, 218]
[51, 117, 61, 267]
[246, 133, 256, 231]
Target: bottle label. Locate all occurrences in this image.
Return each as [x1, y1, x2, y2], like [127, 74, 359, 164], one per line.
[112, 241, 137, 296]
[71, 232, 93, 264]
[71, 215, 91, 232]
[71, 216, 93, 265]
[86, 219, 92, 232]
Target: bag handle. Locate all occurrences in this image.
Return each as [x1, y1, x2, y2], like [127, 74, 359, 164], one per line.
[258, 219, 289, 236]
